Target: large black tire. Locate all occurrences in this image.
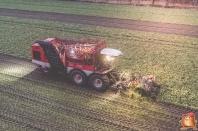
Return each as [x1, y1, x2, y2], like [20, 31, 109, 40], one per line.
[89, 74, 109, 91]
[70, 70, 87, 86]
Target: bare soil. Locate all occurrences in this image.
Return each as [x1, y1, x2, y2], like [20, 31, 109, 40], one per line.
[0, 8, 198, 38]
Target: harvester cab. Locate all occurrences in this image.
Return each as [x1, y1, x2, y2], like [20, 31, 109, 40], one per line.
[31, 37, 122, 91]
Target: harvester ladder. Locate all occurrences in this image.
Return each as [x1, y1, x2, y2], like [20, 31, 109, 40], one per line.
[36, 41, 64, 70]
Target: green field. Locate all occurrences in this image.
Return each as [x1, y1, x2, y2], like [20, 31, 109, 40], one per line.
[1, 0, 198, 26]
[0, 1, 198, 130]
[0, 16, 198, 109]
[0, 57, 185, 130]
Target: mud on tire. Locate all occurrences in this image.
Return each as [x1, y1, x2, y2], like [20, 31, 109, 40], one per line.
[70, 70, 87, 86]
[89, 74, 109, 91]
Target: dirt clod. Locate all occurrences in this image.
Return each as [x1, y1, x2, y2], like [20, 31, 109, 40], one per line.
[109, 71, 161, 100]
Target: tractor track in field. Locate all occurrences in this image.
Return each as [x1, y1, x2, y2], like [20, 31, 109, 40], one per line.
[0, 85, 154, 131]
[0, 75, 187, 131]
[0, 82, 175, 131]
[0, 106, 62, 131]
[0, 102, 84, 131]
[0, 8, 198, 38]
[1, 53, 198, 116]
[1, 54, 198, 130]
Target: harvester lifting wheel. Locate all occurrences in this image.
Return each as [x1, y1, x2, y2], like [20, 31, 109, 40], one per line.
[70, 70, 87, 86]
[89, 74, 109, 91]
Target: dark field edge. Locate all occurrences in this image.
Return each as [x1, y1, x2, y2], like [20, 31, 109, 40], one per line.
[0, 8, 198, 37]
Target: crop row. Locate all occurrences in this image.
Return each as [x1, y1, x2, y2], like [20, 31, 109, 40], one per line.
[1, 55, 197, 131]
[1, 54, 197, 114]
[0, 16, 197, 57]
[0, 91, 114, 131]
[1, 17, 198, 45]
[0, 73, 178, 131]
[1, 0, 198, 26]
[0, 16, 198, 108]
[1, 55, 195, 120]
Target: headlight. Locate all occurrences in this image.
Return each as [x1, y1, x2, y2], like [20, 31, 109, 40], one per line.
[106, 55, 114, 61]
[70, 49, 75, 54]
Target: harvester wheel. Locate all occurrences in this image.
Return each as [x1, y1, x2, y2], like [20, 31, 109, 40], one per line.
[89, 74, 109, 91]
[70, 70, 87, 86]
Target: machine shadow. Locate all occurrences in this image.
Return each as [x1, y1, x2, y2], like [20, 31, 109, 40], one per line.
[20, 67, 108, 93]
